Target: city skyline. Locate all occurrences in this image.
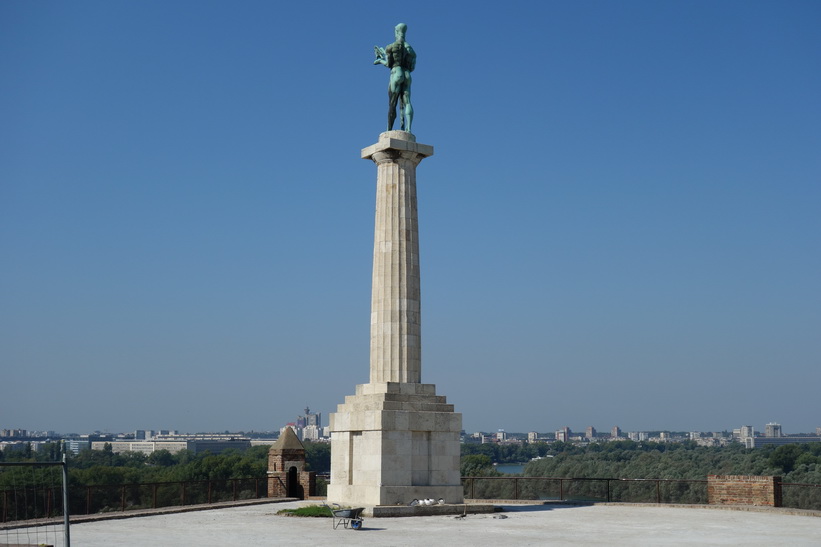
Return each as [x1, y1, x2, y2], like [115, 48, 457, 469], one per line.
[4, 418, 819, 439]
[2, 2, 819, 434]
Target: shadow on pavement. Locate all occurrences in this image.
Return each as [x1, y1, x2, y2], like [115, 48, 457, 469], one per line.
[499, 503, 594, 513]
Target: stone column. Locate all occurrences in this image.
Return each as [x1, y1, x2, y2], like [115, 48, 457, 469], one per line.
[361, 131, 433, 384]
[328, 130, 462, 508]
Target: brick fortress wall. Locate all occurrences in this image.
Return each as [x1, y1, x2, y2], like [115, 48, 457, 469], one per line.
[707, 475, 782, 507]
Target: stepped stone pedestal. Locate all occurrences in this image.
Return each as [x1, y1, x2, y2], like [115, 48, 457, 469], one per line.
[328, 131, 463, 507]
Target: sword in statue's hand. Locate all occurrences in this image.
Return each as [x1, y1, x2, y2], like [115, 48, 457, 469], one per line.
[374, 46, 387, 65]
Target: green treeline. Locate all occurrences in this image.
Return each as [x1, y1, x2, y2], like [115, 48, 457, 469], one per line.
[463, 440, 821, 482]
[0, 441, 331, 489]
[1, 441, 332, 516]
[461, 440, 821, 508]
[4, 439, 821, 493]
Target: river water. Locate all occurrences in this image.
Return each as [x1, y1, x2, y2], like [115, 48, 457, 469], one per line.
[494, 463, 526, 475]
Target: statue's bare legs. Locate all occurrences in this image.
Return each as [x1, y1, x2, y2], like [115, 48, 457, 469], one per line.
[401, 85, 412, 133]
[388, 68, 412, 132]
[388, 89, 400, 131]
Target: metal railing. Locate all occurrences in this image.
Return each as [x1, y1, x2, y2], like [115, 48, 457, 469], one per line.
[780, 482, 821, 511]
[4, 473, 819, 524]
[70, 477, 268, 515]
[0, 459, 70, 546]
[2, 477, 269, 523]
[462, 476, 821, 510]
[462, 476, 707, 504]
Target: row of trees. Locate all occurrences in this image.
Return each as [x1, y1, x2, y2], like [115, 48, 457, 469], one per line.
[461, 440, 821, 508]
[3, 439, 819, 516]
[0, 441, 332, 490]
[4, 438, 820, 490]
[463, 440, 821, 480]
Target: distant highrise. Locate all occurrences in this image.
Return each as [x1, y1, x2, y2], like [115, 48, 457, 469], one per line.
[611, 426, 621, 439]
[585, 426, 597, 440]
[556, 427, 571, 442]
[302, 425, 320, 441]
[296, 406, 321, 429]
[527, 431, 539, 443]
[740, 425, 755, 448]
[764, 423, 782, 437]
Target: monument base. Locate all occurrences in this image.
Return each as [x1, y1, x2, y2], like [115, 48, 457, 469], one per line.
[328, 382, 464, 507]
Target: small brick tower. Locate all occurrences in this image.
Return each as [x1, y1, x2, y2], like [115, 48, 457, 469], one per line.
[267, 427, 316, 499]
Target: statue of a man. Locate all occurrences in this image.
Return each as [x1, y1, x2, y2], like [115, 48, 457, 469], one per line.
[374, 23, 416, 133]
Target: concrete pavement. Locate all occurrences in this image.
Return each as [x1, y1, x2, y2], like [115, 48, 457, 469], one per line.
[5, 500, 821, 546]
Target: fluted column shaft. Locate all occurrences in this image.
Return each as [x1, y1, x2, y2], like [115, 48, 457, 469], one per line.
[361, 131, 433, 384]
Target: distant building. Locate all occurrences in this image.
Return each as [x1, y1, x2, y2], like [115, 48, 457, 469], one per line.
[29, 441, 50, 452]
[91, 441, 185, 455]
[288, 407, 325, 441]
[749, 436, 821, 448]
[556, 427, 571, 443]
[91, 437, 250, 455]
[611, 426, 621, 439]
[0, 442, 27, 453]
[296, 407, 321, 429]
[496, 430, 507, 442]
[585, 427, 597, 440]
[527, 432, 539, 443]
[65, 439, 90, 454]
[765, 423, 782, 438]
[302, 425, 321, 441]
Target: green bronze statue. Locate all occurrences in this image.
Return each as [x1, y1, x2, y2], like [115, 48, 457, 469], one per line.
[374, 23, 416, 133]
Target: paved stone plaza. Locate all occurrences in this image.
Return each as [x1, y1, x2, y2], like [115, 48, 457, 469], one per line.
[11, 501, 821, 546]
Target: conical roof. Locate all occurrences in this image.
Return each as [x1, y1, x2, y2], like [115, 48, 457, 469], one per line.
[272, 426, 305, 451]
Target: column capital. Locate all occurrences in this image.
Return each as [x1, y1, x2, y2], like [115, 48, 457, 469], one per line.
[362, 131, 434, 163]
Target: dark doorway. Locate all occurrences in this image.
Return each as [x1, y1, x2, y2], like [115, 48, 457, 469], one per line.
[287, 466, 303, 498]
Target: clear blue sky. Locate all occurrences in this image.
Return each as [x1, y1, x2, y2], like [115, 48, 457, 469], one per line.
[2, 1, 819, 435]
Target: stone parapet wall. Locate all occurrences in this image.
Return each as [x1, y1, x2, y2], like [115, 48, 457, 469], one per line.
[707, 475, 782, 507]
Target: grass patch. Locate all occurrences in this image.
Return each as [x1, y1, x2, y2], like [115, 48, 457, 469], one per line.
[276, 505, 332, 518]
